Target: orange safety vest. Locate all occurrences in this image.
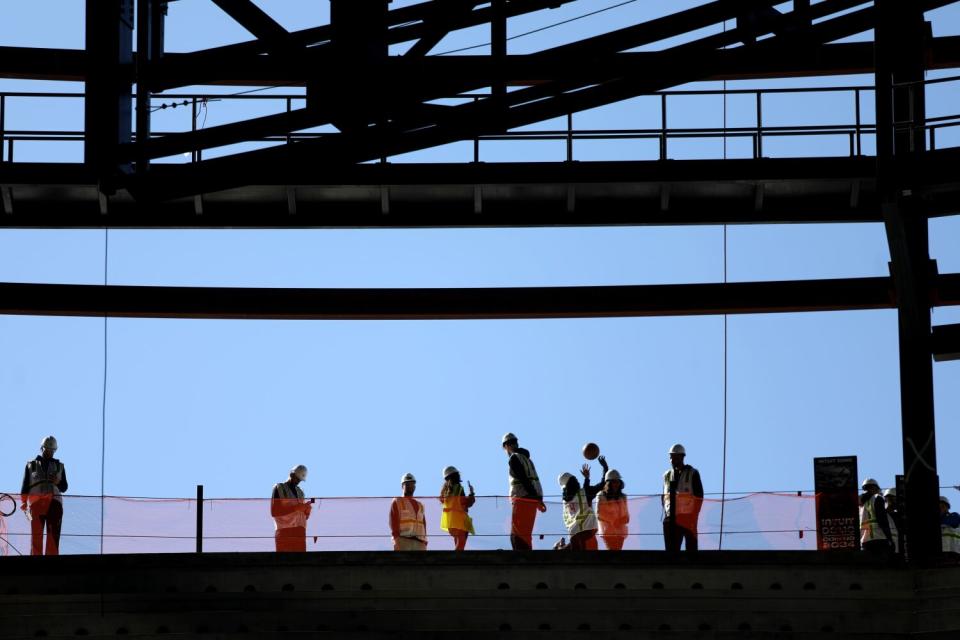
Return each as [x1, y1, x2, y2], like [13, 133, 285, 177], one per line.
[395, 497, 427, 542]
[596, 494, 629, 536]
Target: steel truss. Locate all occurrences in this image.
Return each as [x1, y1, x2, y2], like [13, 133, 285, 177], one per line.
[0, 0, 959, 564]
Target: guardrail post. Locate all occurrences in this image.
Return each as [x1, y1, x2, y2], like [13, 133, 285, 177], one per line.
[196, 484, 203, 553]
[755, 91, 763, 158]
[0, 94, 5, 162]
[659, 94, 667, 160]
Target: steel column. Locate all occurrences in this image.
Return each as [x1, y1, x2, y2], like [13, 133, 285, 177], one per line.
[875, 0, 941, 565]
[84, 0, 134, 192]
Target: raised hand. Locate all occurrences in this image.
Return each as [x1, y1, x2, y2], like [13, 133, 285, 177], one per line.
[580, 463, 591, 477]
[598, 455, 609, 470]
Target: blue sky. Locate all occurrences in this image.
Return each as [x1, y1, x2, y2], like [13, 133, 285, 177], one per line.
[0, 1, 958, 514]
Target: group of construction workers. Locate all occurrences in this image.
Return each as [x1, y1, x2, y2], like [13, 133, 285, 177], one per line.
[15, 434, 960, 557]
[859, 477, 960, 556]
[273, 433, 704, 553]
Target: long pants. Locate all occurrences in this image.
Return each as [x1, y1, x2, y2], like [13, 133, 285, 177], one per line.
[569, 529, 598, 550]
[663, 520, 698, 551]
[510, 499, 538, 550]
[394, 537, 427, 551]
[275, 526, 306, 552]
[448, 529, 468, 551]
[601, 532, 626, 551]
[30, 498, 62, 556]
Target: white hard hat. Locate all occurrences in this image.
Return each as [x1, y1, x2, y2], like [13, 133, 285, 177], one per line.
[291, 465, 308, 481]
[557, 472, 574, 487]
[502, 432, 518, 445]
[883, 488, 896, 498]
[401, 472, 416, 484]
[861, 477, 879, 489]
[668, 443, 685, 455]
[41, 436, 58, 451]
[941, 496, 951, 509]
[604, 469, 622, 482]
[442, 466, 459, 479]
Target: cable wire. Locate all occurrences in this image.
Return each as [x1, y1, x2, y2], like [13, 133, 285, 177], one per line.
[100, 228, 109, 555]
[718, 18, 730, 551]
[436, 0, 642, 55]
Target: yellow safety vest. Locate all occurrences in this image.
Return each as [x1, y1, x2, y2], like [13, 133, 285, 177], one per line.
[440, 484, 474, 534]
[562, 489, 598, 536]
[859, 496, 887, 544]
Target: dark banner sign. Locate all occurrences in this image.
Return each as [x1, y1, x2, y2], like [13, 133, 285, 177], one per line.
[814, 456, 860, 550]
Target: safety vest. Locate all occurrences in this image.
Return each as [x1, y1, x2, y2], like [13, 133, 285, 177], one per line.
[26, 459, 63, 504]
[395, 497, 427, 542]
[440, 484, 472, 533]
[859, 496, 887, 544]
[272, 482, 307, 530]
[943, 524, 960, 554]
[562, 489, 598, 536]
[596, 494, 629, 536]
[662, 466, 699, 518]
[508, 452, 543, 498]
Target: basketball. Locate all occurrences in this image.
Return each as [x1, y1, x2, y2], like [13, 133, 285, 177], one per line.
[582, 442, 600, 460]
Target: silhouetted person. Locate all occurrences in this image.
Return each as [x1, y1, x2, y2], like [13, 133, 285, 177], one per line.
[21, 436, 67, 556]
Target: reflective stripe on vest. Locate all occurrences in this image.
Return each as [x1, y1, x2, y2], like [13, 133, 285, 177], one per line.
[662, 467, 695, 517]
[860, 497, 886, 544]
[396, 498, 427, 541]
[272, 482, 306, 530]
[27, 459, 63, 503]
[943, 525, 960, 554]
[562, 489, 598, 536]
[509, 453, 543, 498]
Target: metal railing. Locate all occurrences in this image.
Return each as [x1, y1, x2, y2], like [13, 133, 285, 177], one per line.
[1, 76, 959, 164]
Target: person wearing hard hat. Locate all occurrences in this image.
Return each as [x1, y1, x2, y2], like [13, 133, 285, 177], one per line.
[883, 488, 903, 555]
[20, 436, 68, 555]
[502, 432, 546, 550]
[390, 473, 428, 551]
[662, 444, 703, 551]
[940, 496, 960, 557]
[557, 464, 602, 550]
[594, 456, 630, 551]
[439, 466, 476, 551]
[859, 478, 893, 554]
[271, 465, 312, 552]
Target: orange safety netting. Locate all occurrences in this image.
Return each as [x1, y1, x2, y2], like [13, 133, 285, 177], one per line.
[0, 492, 818, 555]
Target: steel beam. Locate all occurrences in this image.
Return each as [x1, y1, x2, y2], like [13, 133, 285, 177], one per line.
[932, 323, 960, 361]
[0, 274, 957, 321]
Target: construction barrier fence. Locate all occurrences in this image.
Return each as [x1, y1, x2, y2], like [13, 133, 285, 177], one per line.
[0, 492, 823, 555]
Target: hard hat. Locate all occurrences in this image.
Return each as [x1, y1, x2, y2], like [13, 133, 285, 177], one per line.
[41, 436, 58, 451]
[401, 473, 416, 484]
[604, 469, 622, 482]
[502, 432, 518, 445]
[668, 443, 685, 455]
[557, 472, 574, 487]
[291, 465, 308, 481]
[861, 477, 879, 489]
[442, 466, 459, 479]
[883, 488, 896, 498]
[941, 496, 951, 509]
